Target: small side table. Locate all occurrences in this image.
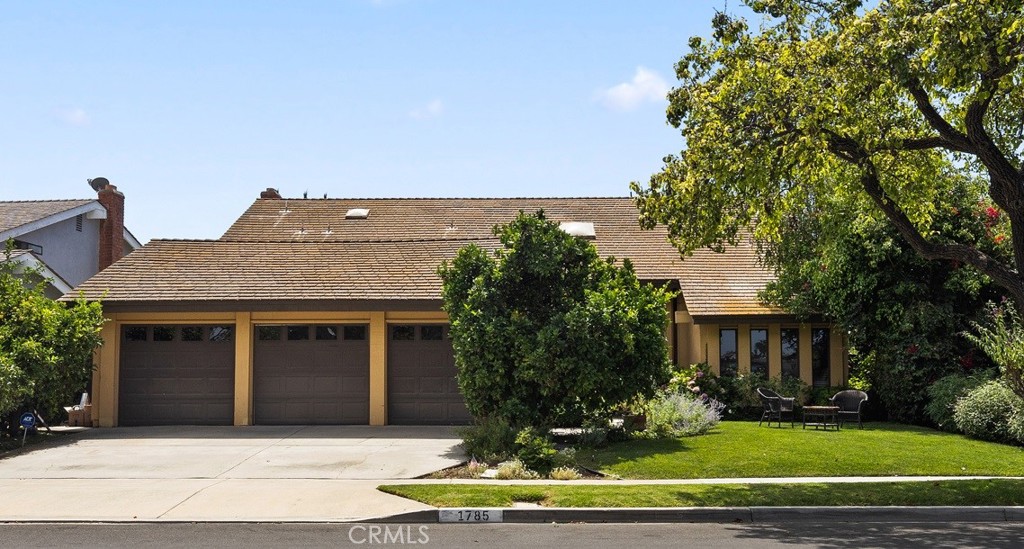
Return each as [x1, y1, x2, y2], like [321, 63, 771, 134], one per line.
[802, 406, 840, 431]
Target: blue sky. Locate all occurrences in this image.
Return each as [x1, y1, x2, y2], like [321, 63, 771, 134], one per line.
[1, 1, 732, 242]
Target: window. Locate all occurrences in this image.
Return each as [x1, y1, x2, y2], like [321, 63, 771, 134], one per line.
[421, 325, 444, 341]
[392, 325, 415, 340]
[209, 326, 233, 342]
[750, 329, 768, 376]
[153, 326, 175, 342]
[781, 328, 800, 379]
[315, 326, 338, 340]
[287, 326, 309, 341]
[257, 326, 281, 341]
[719, 329, 738, 377]
[812, 328, 831, 387]
[124, 326, 147, 342]
[182, 327, 203, 341]
[344, 325, 367, 340]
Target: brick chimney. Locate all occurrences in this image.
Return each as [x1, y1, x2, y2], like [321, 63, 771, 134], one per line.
[260, 187, 282, 199]
[96, 182, 125, 271]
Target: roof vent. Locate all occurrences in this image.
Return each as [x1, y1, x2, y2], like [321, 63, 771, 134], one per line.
[345, 208, 369, 219]
[559, 221, 596, 239]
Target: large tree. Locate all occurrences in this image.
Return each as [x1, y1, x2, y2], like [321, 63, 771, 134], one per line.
[633, 0, 1024, 307]
[760, 176, 1006, 422]
[438, 212, 673, 428]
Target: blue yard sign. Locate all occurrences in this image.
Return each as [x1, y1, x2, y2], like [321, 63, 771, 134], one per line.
[19, 412, 35, 447]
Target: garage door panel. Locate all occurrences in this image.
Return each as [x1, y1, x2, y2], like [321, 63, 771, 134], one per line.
[388, 324, 472, 425]
[254, 325, 370, 424]
[118, 325, 235, 426]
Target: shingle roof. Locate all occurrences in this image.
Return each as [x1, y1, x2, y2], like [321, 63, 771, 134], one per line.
[0, 199, 94, 234]
[683, 240, 783, 317]
[67, 196, 779, 315]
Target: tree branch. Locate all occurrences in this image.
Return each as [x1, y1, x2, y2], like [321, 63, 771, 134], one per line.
[905, 80, 974, 152]
[855, 157, 1024, 306]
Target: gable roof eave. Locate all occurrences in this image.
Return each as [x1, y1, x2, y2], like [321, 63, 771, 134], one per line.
[0, 201, 105, 242]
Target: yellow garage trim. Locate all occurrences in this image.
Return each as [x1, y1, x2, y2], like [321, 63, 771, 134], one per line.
[250, 311, 371, 322]
[234, 312, 254, 426]
[385, 311, 449, 322]
[95, 314, 119, 427]
[369, 312, 387, 426]
[113, 312, 237, 322]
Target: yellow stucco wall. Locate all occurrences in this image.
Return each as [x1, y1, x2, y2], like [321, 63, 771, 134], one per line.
[91, 306, 848, 427]
[683, 322, 849, 386]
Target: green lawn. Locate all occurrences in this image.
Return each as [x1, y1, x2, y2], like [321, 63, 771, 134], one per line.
[379, 480, 1024, 508]
[579, 421, 1024, 479]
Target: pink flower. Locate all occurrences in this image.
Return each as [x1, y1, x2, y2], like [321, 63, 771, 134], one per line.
[691, 386, 700, 393]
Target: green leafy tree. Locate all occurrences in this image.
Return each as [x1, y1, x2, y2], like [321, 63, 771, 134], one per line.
[632, 0, 1024, 308]
[760, 180, 1005, 422]
[439, 211, 673, 428]
[1, 246, 104, 429]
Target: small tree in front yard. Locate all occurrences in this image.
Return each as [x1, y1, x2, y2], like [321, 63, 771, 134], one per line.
[1, 245, 103, 433]
[439, 211, 673, 430]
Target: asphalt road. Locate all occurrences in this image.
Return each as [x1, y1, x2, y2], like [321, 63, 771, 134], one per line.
[2, 522, 1022, 549]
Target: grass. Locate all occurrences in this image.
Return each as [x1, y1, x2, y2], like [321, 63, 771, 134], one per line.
[379, 479, 1024, 508]
[0, 429, 71, 457]
[578, 421, 1024, 479]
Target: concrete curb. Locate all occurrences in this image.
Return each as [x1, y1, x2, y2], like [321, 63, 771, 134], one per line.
[369, 506, 1024, 524]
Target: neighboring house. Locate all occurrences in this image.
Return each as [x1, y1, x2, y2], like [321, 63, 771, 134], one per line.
[1, 180, 142, 298]
[68, 189, 848, 428]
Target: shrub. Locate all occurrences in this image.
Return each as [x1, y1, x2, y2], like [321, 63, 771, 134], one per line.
[514, 428, 558, 473]
[494, 459, 540, 480]
[458, 416, 519, 463]
[953, 380, 1021, 443]
[926, 369, 998, 432]
[1009, 408, 1024, 446]
[548, 466, 582, 480]
[645, 392, 724, 438]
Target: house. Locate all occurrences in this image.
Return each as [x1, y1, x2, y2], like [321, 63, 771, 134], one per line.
[1, 179, 142, 298]
[67, 189, 848, 427]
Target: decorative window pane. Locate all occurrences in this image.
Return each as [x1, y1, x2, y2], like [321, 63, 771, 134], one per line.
[812, 328, 831, 387]
[257, 326, 281, 341]
[781, 328, 800, 379]
[344, 325, 367, 341]
[153, 326, 175, 342]
[392, 325, 415, 341]
[181, 327, 203, 341]
[209, 326, 233, 342]
[421, 325, 444, 341]
[750, 329, 768, 376]
[719, 329, 738, 377]
[287, 326, 310, 341]
[124, 326, 147, 341]
[315, 326, 338, 340]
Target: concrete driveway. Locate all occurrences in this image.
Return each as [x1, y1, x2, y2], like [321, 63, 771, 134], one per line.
[0, 425, 464, 521]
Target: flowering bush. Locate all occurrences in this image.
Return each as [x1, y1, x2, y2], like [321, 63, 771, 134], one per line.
[645, 391, 725, 438]
[666, 362, 724, 402]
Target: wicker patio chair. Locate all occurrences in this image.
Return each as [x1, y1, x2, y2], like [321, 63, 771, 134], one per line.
[757, 387, 795, 427]
[830, 389, 869, 429]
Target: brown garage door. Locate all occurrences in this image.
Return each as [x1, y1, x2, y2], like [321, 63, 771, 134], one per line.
[118, 325, 235, 426]
[387, 324, 472, 425]
[253, 325, 369, 424]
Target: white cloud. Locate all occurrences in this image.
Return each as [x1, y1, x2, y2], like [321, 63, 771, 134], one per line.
[596, 67, 670, 112]
[54, 107, 91, 127]
[409, 98, 444, 120]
